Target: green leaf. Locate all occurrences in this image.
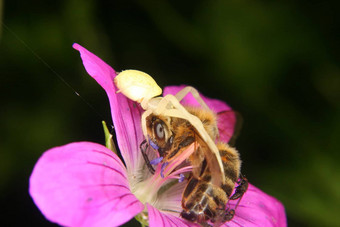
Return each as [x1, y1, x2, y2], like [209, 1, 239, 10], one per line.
[102, 121, 117, 154]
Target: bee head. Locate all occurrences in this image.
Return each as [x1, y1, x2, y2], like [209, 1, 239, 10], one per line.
[146, 115, 174, 156]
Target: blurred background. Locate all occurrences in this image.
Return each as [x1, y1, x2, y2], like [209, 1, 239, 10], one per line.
[0, 0, 339, 226]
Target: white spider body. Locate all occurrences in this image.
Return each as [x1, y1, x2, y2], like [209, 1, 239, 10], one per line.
[114, 70, 225, 186]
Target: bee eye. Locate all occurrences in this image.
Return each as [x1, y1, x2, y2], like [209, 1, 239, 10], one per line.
[155, 122, 165, 139]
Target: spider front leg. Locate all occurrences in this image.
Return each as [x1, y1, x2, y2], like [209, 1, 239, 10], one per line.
[141, 109, 153, 141]
[174, 86, 221, 138]
[175, 86, 210, 111]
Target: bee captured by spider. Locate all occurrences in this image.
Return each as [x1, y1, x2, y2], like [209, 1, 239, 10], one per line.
[114, 70, 248, 226]
[141, 104, 248, 226]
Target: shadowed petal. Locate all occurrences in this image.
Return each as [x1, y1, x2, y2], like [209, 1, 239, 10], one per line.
[73, 43, 144, 173]
[29, 142, 144, 227]
[147, 204, 200, 227]
[225, 184, 286, 227]
[164, 85, 236, 143]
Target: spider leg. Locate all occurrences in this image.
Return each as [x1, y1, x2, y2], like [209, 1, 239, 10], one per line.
[141, 109, 153, 140]
[159, 95, 226, 186]
[174, 86, 210, 110]
[151, 95, 175, 116]
[140, 139, 155, 174]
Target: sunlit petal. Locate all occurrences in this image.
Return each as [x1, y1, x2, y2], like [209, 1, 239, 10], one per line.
[225, 184, 286, 227]
[29, 142, 144, 227]
[73, 43, 144, 174]
[147, 204, 200, 227]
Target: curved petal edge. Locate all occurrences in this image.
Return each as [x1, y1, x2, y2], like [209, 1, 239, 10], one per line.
[29, 142, 144, 227]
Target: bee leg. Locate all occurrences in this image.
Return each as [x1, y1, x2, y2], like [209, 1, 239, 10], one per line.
[140, 139, 155, 174]
[223, 209, 235, 222]
[229, 175, 248, 200]
[217, 176, 247, 225]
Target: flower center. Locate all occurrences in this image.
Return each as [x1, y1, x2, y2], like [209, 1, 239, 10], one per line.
[132, 143, 197, 210]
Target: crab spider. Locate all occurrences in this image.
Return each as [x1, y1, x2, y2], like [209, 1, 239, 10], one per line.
[114, 70, 225, 186]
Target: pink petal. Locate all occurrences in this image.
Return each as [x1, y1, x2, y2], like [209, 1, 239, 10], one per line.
[73, 43, 144, 172]
[29, 142, 144, 227]
[216, 110, 238, 144]
[147, 204, 200, 227]
[164, 85, 237, 143]
[225, 184, 287, 227]
[149, 183, 285, 227]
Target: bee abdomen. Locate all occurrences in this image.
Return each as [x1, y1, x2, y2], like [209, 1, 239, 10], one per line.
[181, 178, 228, 223]
[217, 142, 241, 184]
[181, 142, 241, 224]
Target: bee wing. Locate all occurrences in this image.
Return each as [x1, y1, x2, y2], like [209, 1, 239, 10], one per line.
[217, 110, 243, 146]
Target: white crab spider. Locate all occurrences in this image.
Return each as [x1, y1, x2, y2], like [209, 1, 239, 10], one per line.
[114, 70, 225, 186]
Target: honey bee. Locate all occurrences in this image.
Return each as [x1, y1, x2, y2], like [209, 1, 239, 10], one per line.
[114, 70, 248, 225]
[142, 105, 248, 226]
[115, 70, 226, 187]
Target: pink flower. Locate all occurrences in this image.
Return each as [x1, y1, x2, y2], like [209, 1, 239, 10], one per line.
[29, 44, 287, 227]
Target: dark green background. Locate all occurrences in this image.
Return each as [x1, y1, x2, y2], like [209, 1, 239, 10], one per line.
[1, 0, 339, 226]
